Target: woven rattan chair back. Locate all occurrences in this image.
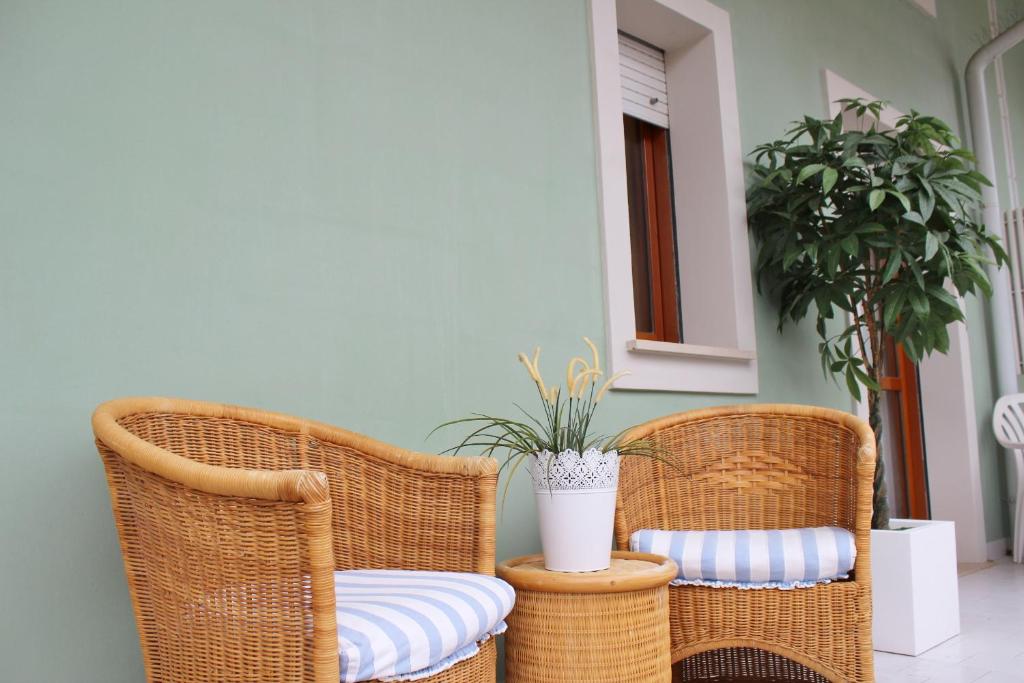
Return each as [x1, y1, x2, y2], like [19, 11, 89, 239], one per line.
[616, 406, 863, 536]
[94, 397, 498, 683]
[615, 404, 876, 683]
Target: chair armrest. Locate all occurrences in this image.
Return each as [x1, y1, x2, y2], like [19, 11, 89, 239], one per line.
[852, 438, 876, 584]
[93, 405, 340, 683]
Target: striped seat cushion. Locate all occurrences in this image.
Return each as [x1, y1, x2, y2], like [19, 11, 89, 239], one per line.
[630, 527, 856, 590]
[335, 570, 515, 682]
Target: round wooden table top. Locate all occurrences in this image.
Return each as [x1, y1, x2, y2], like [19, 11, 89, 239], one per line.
[496, 550, 677, 594]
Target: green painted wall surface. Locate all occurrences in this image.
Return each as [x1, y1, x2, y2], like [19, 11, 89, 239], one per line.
[0, 0, 1018, 680]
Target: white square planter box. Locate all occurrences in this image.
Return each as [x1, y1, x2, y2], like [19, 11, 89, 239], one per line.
[871, 519, 960, 655]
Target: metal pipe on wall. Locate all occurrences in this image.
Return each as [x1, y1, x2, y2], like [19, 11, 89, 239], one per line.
[965, 17, 1024, 561]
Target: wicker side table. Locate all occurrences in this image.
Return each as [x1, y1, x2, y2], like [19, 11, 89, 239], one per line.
[497, 550, 676, 683]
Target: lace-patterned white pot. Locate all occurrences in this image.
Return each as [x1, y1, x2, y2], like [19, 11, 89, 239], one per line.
[529, 449, 620, 572]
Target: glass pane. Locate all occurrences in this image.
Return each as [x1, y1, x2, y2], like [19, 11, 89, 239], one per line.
[649, 126, 683, 343]
[880, 389, 909, 519]
[623, 115, 654, 335]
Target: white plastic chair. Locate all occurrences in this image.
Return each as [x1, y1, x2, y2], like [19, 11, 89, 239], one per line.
[992, 393, 1024, 563]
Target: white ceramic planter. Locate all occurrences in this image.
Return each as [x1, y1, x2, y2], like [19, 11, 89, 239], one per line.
[530, 449, 619, 572]
[871, 519, 960, 656]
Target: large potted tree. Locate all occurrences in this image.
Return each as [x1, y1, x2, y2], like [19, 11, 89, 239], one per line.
[746, 99, 1005, 655]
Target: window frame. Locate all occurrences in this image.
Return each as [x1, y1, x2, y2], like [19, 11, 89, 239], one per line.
[589, 0, 758, 394]
[624, 114, 682, 344]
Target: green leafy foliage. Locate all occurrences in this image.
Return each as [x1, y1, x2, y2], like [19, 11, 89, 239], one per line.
[746, 99, 1006, 528]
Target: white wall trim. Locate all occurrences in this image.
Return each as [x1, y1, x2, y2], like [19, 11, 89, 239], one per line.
[825, 70, 989, 563]
[919, 316, 989, 563]
[908, 0, 937, 18]
[589, 0, 758, 394]
[987, 537, 1009, 560]
[822, 70, 904, 130]
[627, 339, 756, 361]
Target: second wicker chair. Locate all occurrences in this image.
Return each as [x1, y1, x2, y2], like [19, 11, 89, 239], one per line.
[615, 404, 876, 682]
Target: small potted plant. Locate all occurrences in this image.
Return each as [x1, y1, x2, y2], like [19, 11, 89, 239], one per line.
[435, 338, 654, 572]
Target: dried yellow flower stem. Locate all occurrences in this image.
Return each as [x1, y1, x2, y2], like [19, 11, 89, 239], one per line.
[583, 336, 601, 373]
[519, 339, 614, 403]
[517, 349, 547, 398]
[595, 370, 631, 402]
[566, 356, 589, 393]
[571, 368, 602, 398]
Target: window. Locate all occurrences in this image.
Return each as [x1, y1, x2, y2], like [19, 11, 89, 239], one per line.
[589, 0, 758, 394]
[623, 114, 681, 343]
[619, 33, 681, 343]
[878, 335, 929, 519]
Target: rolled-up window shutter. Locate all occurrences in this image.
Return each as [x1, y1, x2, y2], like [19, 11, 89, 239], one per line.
[618, 32, 669, 128]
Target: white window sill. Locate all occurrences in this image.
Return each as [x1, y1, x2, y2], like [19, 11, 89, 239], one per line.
[611, 338, 759, 395]
[626, 339, 756, 362]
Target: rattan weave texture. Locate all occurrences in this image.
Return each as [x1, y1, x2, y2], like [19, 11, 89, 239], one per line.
[93, 397, 499, 683]
[497, 552, 674, 683]
[672, 647, 829, 682]
[615, 404, 876, 683]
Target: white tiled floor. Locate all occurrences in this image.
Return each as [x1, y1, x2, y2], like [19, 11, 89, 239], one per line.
[874, 558, 1024, 682]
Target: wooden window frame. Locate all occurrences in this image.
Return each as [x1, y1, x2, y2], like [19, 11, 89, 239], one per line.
[879, 341, 930, 519]
[626, 115, 681, 344]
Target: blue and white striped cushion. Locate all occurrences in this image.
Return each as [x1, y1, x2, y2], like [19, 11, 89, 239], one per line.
[334, 570, 515, 682]
[630, 527, 856, 590]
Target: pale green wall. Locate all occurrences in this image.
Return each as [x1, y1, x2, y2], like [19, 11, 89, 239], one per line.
[0, 1, 1016, 680]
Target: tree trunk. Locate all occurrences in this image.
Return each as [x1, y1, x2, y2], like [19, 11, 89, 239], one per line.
[868, 388, 890, 530]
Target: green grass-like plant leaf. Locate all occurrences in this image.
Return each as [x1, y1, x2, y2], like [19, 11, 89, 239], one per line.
[431, 340, 669, 509]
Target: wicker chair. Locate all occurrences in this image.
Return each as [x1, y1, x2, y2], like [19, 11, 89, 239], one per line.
[93, 397, 499, 683]
[614, 404, 876, 683]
